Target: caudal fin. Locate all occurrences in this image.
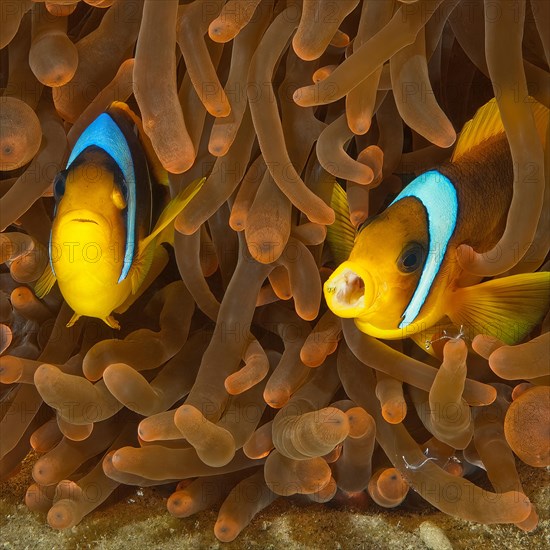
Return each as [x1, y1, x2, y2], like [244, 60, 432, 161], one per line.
[447, 272, 550, 344]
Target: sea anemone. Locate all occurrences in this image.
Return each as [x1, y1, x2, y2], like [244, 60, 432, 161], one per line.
[1, 0, 548, 545]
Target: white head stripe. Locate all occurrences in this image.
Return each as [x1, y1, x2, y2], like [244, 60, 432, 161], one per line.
[66, 113, 136, 283]
[389, 170, 458, 328]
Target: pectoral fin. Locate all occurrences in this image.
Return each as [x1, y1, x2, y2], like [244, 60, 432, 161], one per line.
[34, 263, 57, 298]
[140, 177, 206, 252]
[447, 272, 550, 345]
[327, 183, 356, 265]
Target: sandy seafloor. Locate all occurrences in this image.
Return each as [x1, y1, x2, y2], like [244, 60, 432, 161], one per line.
[0, 452, 548, 550]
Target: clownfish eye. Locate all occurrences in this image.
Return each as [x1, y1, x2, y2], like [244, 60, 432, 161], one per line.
[397, 242, 425, 273]
[53, 171, 67, 201]
[111, 185, 127, 210]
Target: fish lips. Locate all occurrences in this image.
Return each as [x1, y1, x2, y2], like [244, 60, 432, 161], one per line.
[53, 209, 113, 250]
[63, 209, 105, 226]
[323, 262, 376, 318]
[55, 209, 111, 235]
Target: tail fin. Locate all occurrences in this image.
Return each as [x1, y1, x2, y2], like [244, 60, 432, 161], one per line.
[447, 272, 550, 345]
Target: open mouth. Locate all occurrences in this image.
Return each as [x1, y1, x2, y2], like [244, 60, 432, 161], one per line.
[325, 266, 372, 316]
[335, 270, 365, 308]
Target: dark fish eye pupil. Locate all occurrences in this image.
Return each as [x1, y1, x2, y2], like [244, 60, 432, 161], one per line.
[398, 243, 424, 273]
[404, 253, 417, 267]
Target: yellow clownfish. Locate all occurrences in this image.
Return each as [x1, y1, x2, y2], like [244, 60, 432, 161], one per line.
[35, 102, 204, 329]
[324, 98, 550, 349]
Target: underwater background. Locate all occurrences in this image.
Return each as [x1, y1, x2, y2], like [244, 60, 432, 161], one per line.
[1, 0, 549, 548]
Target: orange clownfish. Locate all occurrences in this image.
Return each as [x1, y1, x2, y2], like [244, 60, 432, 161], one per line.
[35, 102, 204, 328]
[324, 98, 549, 350]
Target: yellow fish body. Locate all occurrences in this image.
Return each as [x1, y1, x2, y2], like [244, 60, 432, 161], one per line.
[324, 98, 550, 347]
[36, 102, 204, 328]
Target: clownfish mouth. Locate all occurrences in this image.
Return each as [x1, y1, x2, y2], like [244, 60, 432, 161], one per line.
[72, 218, 99, 225]
[335, 270, 365, 308]
[324, 266, 374, 317]
[60, 210, 105, 228]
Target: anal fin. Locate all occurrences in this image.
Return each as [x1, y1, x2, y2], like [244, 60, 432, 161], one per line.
[447, 272, 550, 345]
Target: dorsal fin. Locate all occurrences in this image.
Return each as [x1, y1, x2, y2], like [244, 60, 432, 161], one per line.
[452, 97, 549, 162]
[327, 183, 357, 265]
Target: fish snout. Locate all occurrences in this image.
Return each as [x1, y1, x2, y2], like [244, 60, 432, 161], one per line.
[323, 263, 375, 318]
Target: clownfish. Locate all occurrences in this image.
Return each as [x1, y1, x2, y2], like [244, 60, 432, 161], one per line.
[324, 98, 550, 349]
[35, 102, 204, 329]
